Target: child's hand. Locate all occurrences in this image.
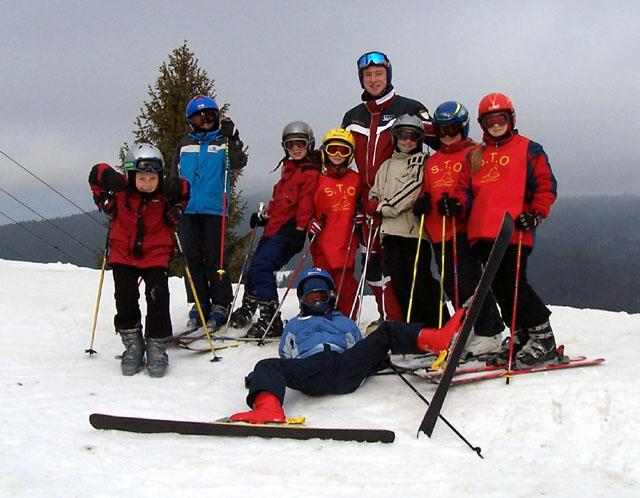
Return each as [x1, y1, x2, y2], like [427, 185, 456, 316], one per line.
[250, 211, 268, 228]
[220, 117, 238, 139]
[95, 192, 117, 218]
[436, 195, 462, 217]
[165, 204, 184, 229]
[515, 211, 540, 231]
[412, 193, 431, 217]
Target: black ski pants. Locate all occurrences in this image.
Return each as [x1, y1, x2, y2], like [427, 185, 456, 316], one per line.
[112, 264, 172, 339]
[473, 242, 551, 330]
[180, 214, 233, 313]
[244, 321, 423, 407]
[432, 233, 504, 337]
[382, 235, 446, 327]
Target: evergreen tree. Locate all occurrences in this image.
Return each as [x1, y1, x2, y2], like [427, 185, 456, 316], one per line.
[120, 41, 248, 279]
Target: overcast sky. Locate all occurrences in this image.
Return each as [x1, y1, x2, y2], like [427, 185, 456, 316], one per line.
[1, 0, 639, 223]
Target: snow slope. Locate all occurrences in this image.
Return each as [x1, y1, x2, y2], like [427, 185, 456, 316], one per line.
[1, 259, 639, 497]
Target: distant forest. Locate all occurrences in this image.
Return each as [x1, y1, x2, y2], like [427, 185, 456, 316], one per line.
[1, 195, 638, 313]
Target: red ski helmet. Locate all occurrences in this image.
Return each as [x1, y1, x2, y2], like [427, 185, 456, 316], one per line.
[477, 92, 516, 128]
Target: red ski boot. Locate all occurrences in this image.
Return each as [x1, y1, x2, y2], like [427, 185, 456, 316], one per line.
[228, 392, 286, 424]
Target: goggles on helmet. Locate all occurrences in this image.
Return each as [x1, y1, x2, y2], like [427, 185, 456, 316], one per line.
[481, 112, 510, 128]
[324, 142, 352, 158]
[124, 158, 164, 173]
[395, 129, 422, 142]
[357, 51, 389, 70]
[433, 124, 463, 138]
[189, 109, 218, 127]
[303, 289, 330, 307]
[284, 138, 309, 151]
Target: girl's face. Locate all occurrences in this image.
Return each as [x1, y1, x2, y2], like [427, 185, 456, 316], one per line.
[440, 132, 463, 146]
[482, 112, 510, 138]
[135, 172, 160, 193]
[284, 138, 309, 161]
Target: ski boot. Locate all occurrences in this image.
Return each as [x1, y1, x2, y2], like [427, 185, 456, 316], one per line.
[118, 326, 145, 376]
[230, 293, 258, 328]
[228, 392, 286, 424]
[462, 328, 503, 359]
[186, 303, 210, 329]
[146, 337, 169, 378]
[516, 321, 557, 367]
[206, 304, 230, 332]
[364, 317, 383, 337]
[246, 300, 283, 339]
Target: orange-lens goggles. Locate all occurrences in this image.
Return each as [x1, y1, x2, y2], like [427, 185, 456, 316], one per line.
[482, 112, 510, 128]
[284, 139, 309, 151]
[325, 142, 352, 158]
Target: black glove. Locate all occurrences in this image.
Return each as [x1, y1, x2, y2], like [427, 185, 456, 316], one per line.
[515, 211, 541, 231]
[412, 193, 432, 217]
[250, 211, 268, 229]
[165, 204, 184, 229]
[220, 117, 238, 139]
[94, 192, 117, 217]
[436, 195, 462, 217]
[280, 226, 306, 253]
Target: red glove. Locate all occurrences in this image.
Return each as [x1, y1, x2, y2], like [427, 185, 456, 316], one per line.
[354, 212, 365, 227]
[364, 198, 380, 217]
[308, 218, 323, 237]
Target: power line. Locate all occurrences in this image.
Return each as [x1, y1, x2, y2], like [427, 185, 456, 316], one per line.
[0, 147, 103, 225]
[0, 209, 77, 260]
[0, 186, 96, 254]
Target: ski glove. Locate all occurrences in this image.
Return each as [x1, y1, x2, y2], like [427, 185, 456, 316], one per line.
[308, 218, 323, 238]
[364, 198, 380, 217]
[354, 212, 365, 227]
[220, 117, 238, 139]
[436, 195, 462, 217]
[412, 193, 432, 218]
[250, 211, 268, 229]
[165, 204, 184, 229]
[515, 211, 541, 231]
[95, 192, 117, 217]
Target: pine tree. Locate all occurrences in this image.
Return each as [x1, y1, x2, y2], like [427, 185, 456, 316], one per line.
[121, 41, 248, 279]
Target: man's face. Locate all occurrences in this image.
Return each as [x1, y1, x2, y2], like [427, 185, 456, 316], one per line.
[362, 66, 388, 97]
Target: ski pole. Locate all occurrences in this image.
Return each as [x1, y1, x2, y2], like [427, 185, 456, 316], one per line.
[174, 232, 220, 362]
[350, 219, 373, 322]
[388, 364, 483, 458]
[406, 214, 425, 322]
[452, 217, 460, 309]
[221, 202, 264, 335]
[258, 232, 317, 344]
[355, 223, 379, 326]
[217, 140, 231, 280]
[85, 222, 111, 355]
[336, 220, 357, 306]
[438, 214, 447, 328]
[506, 231, 523, 382]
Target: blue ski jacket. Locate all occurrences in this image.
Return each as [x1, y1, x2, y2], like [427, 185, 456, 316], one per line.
[171, 130, 247, 216]
[279, 311, 363, 359]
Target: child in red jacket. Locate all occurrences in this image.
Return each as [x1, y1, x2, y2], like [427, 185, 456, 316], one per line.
[447, 93, 558, 366]
[229, 121, 320, 338]
[308, 129, 361, 318]
[89, 143, 189, 377]
[413, 101, 504, 357]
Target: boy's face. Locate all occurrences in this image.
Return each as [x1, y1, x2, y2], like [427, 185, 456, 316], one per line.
[135, 172, 160, 193]
[362, 66, 387, 97]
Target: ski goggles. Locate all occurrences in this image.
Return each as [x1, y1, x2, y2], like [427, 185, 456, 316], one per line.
[124, 158, 164, 173]
[433, 124, 463, 138]
[303, 290, 330, 307]
[357, 51, 390, 70]
[284, 138, 309, 151]
[481, 112, 510, 128]
[324, 142, 353, 158]
[395, 129, 422, 142]
[188, 109, 218, 127]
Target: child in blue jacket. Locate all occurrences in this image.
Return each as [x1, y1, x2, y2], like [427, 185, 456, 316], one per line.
[170, 95, 247, 330]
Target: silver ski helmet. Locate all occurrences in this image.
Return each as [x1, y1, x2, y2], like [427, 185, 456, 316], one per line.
[124, 143, 164, 173]
[282, 121, 315, 154]
[391, 114, 425, 152]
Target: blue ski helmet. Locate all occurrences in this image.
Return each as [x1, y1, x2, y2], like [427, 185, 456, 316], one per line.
[185, 95, 219, 118]
[356, 51, 392, 89]
[296, 267, 336, 315]
[433, 101, 470, 138]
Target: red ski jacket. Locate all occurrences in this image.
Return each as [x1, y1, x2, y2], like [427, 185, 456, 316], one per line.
[341, 88, 437, 201]
[89, 163, 190, 268]
[264, 156, 320, 237]
[420, 138, 475, 242]
[311, 169, 360, 269]
[455, 132, 557, 247]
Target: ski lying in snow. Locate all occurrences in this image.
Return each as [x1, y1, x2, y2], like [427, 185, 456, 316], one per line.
[89, 413, 394, 443]
[449, 357, 605, 385]
[418, 213, 514, 437]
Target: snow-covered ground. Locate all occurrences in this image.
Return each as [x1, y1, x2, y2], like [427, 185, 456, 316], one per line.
[1, 259, 639, 497]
